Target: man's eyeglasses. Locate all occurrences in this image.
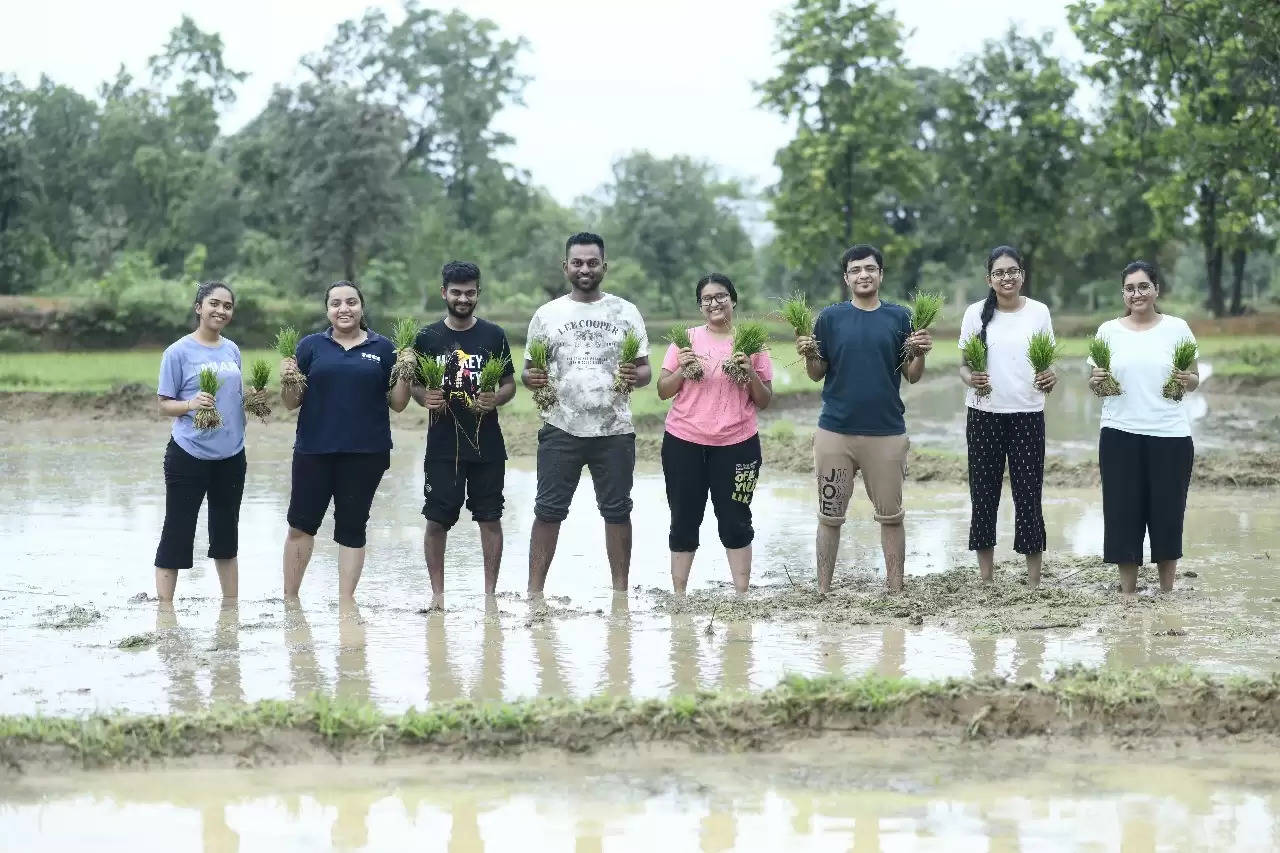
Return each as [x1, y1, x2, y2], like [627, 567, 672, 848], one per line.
[990, 268, 1024, 281]
[845, 264, 880, 276]
[699, 293, 732, 307]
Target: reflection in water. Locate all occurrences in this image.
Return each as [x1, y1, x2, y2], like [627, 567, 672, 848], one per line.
[336, 600, 371, 704]
[211, 602, 243, 707]
[598, 593, 631, 697]
[285, 599, 326, 698]
[155, 603, 199, 712]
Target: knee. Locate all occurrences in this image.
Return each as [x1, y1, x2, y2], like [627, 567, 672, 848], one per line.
[873, 509, 905, 525]
[423, 507, 458, 531]
[286, 526, 314, 542]
[816, 513, 845, 528]
[598, 497, 632, 525]
[425, 519, 450, 535]
[333, 518, 368, 549]
[717, 525, 753, 550]
[534, 504, 569, 524]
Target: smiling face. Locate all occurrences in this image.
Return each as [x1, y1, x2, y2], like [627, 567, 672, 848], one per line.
[442, 280, 479, 321]
[1122, 269, 1158, 314]
[697, 281, 735, 327]
[563, 243, 606, 293]
[987, 254, 1025, 300]
[195, 287, 234, 333]
[843, 256, 882, 299]
[326, 285, 364, 333]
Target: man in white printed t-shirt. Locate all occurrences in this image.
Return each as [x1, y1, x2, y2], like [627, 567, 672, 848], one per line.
[522, 232, 652, 595]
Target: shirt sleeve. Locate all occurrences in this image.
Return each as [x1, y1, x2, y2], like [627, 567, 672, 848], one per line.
[157, 345, 183, 399]
[232, 342, 242, 368]
[661, 342, 679, 372]
[753, 351, 774, 381]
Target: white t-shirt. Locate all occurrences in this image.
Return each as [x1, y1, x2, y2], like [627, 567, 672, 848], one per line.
[1090, 315, 1196, 438]
[526, 293, 649, 437]
[957, 297, 1055, 413]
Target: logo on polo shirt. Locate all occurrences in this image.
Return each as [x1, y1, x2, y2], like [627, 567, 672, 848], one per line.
[361, 352, 382, 363]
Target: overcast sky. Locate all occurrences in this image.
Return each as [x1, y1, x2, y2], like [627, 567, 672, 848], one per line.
[3, 0, 1082, 213]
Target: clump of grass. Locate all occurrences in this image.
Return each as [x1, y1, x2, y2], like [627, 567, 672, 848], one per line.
[470, 354, 510, 411]
[243, 358, 272, 423]
[526, 337, 558, 413]
[1162, 338, 1198, 402]
[961, 335, 991, 399]
[665, 324, 704, 381]
[1089, 335, 1122, 397]
[613, 328, 643, 394]
[1026, 331, 1062, 393]
[416, 354, 445, 391]
[192, 366, 223, 430]
[903, 291, 944, 362]
[389, 317, 420, 387]
[780, 293, 819, 360]
[274, 326, 306, 395]
[722, 321, 770, 384]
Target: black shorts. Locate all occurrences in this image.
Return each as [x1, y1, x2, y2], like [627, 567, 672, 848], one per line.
[534, 424, 635, 524]
[286, 451, 390, 548]
[422, 457, 505, 529]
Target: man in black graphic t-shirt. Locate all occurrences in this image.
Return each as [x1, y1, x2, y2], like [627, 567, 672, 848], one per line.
[411, 261, 515, 608]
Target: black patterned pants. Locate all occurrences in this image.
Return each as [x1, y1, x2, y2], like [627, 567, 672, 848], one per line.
[661, 431, 762, 552]
[966, 408, 1046, 554]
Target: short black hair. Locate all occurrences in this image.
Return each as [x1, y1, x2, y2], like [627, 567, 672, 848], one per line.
[695, 272, 737, 305]
[441, 260, 481, 288]
[840, 244, 884, 273]
[565, 232, 605, 258]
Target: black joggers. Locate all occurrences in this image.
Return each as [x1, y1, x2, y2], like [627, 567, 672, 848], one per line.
[1099, 427, 1194, 564]
[966, 408, 1046, 555]
[154, 439, 247, 570]
[661, 431, 762, 552]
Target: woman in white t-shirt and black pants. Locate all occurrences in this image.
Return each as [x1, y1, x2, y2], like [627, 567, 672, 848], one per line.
[1089, 260, 1198, 594]
[958, 246, 1058, 587]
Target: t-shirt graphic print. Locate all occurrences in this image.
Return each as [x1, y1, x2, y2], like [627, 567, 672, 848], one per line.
[415, 319, 514, 461]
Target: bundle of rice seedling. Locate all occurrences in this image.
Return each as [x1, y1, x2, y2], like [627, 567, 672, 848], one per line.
[613, 328, 643, 394]
[470, 354, 511, 411]
[721, 321, 770, 384]
[1162, 338, 1198, 401]
[664, 325, 704, 381]
[902, 291, 944, 362]
[526, 337, 557, 413]
[243, 358, 272, 423]
[961, 335, 991, 398]
[780, 293, 819, 360]
[275, 325, 306, 395]
[389, 317, 421, 387]
[193, 366, 223, 431]
[416, 353, 445, 392]
[1026, 330, 1063, 393]
[1089, 335, 1122, 397]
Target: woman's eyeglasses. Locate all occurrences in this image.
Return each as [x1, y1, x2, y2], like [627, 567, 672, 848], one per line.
[699, 293, 732, 307]
[989, 268, 1024, 281]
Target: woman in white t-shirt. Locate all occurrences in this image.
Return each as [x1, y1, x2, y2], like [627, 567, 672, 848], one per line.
[958, 246, 1057, 587]
[1088, 260, 1198, 594]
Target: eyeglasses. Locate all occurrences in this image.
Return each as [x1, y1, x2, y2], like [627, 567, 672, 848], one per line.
[990, 268, 1024, 281]
[699, 293, 732, 307]
[845, 264, 880, 276]
[1122, 282, 1154, 295]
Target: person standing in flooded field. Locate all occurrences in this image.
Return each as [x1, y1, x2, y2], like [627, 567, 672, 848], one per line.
[1089, 260, 1198, 594]
[153, 281, 261, 602]
[279, 281, 410, 602]
[795, 244, 932, 594]
[657, 273, 773, 595]
[411, 261, 516, 609]
[522, 232, 651, 596]
[958, 246, 1057, 587]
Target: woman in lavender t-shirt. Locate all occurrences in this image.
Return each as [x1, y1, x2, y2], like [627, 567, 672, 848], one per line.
[153, 281, 255, 602]
[656, 273, 773, 594]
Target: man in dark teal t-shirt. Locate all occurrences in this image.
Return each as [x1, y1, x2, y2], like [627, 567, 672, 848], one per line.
[795, 244, 933, 593]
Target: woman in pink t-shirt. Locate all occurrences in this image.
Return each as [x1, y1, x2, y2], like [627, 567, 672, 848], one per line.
[656, 273, 773, 594]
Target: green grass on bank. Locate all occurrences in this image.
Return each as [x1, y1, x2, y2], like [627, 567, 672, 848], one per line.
[1, 336, 1276, 397]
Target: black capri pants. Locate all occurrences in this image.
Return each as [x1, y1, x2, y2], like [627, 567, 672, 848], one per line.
[1099, 427, 1194, 564]
[155, 439, 247, 570]
[661, 431, 762, 552]
[966, 408, 1046, 554]
[287, 451, 390, 548]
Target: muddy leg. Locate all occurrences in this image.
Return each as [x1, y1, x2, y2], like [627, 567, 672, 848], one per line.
[528, 518, 560, 594]
[977, 548, 995, 583]
[671, 550, 696, 595]
[337, 545, 365, 601]
[1118, 563, 1139, 595]
[726, 546, 751, 594]
[478, 520, 503, 596]
[1025, 551, 1043, 589]
[882, 522, 906, 593]
[155, 568, 178, 602]
[1156, 559, 1177, 592]
[282, 527, 314, 598]
[214, 558, 238, 599]
[816, 522, 840, 595]
[605, 521, 632, 591]
[424, 520, 447, 609]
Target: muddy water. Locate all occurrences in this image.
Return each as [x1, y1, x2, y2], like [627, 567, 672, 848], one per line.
[1, 420, 1278, 716]
[4, 742, 1280, 851]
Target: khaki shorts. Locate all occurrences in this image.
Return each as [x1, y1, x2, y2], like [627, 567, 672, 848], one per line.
[813, 428, 909, 526]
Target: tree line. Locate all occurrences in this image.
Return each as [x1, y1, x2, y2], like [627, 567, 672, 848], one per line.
[1, 0, 1277, 326]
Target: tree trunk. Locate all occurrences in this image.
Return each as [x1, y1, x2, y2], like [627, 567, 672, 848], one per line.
[1229, 248, 1246, 315]
[1198, 184, 1226, 316]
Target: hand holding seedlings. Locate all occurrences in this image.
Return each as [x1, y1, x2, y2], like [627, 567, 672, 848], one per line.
[904, 328, 933, 358]
[524, 367, 548, 388]
[275, 326, 306, 395]
[472, 391, 497, 413]
[961, 335, 991, 398]
[192, 366, 223, 431]
[795, 335, 820, 360]
[664, 325, 703, 380]
[243, 358, 272, 423]
[189, 391, 216, 411]
[781, 294, 819, 360]
[1162, 338, 1199, 401]
[525, 337, 558, 413]
[903, 291, 943, 363]
[1026, 331, 1062, 393]
[423, 389, 446, 411]
[389, 317, 420, 387]
[731, 351, 758, 380]
[1088, 336, 1122, 397]
[721, 321, 769, 384]
[612, 328, 643, 394]
[470, 354, 509, 413]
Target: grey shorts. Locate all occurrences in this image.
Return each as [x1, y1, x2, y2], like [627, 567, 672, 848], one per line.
[535, 424, 635, 524]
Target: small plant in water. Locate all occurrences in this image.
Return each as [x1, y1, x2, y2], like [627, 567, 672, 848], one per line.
[1089, 335, 1122, 397]
[1162, 338, 1198, 401]
[275, 325, 306, 395]
[961, 335, 991, 399]
[193, 366, 223, 430]
[780, 293, 819, 360]
[903, 291, 944, 362]
[722, 321, 769, 384]
[389, 317, 421, 387]
[613, 328, 643, 394]
[526, 337, 558, 413]
[1026, 331, 1062, 393]
[664, 324, 704, 381]
[243, 358, 272, 423]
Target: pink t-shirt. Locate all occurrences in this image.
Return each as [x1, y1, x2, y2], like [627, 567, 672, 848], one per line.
[662, 325, 774, 446]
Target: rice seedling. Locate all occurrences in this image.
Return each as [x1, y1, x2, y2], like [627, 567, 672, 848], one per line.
[613, 328, 643, 394]
[780, 293, 819, 360]
[1089, 335, 1122, 397]
[416, 354, 445, 391]
[721, 321, 770, 384]
[902, 291, 944, 362]
[274, 325, 306, 395]
[192, 366, 223, 431]
[664, 324, 704, 381]
[961, 335, 991, 399]
[389, 317, 421, 387]
[470, 354, 510, 411]
[243, 358, 272, 423]
[526, 337, 558, 413]
[1026, 331, 1063, 393]
[1162, 338, 1199, 401]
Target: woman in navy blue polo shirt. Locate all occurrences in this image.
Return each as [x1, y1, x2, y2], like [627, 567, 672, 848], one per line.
[279, 281, 410, 601]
